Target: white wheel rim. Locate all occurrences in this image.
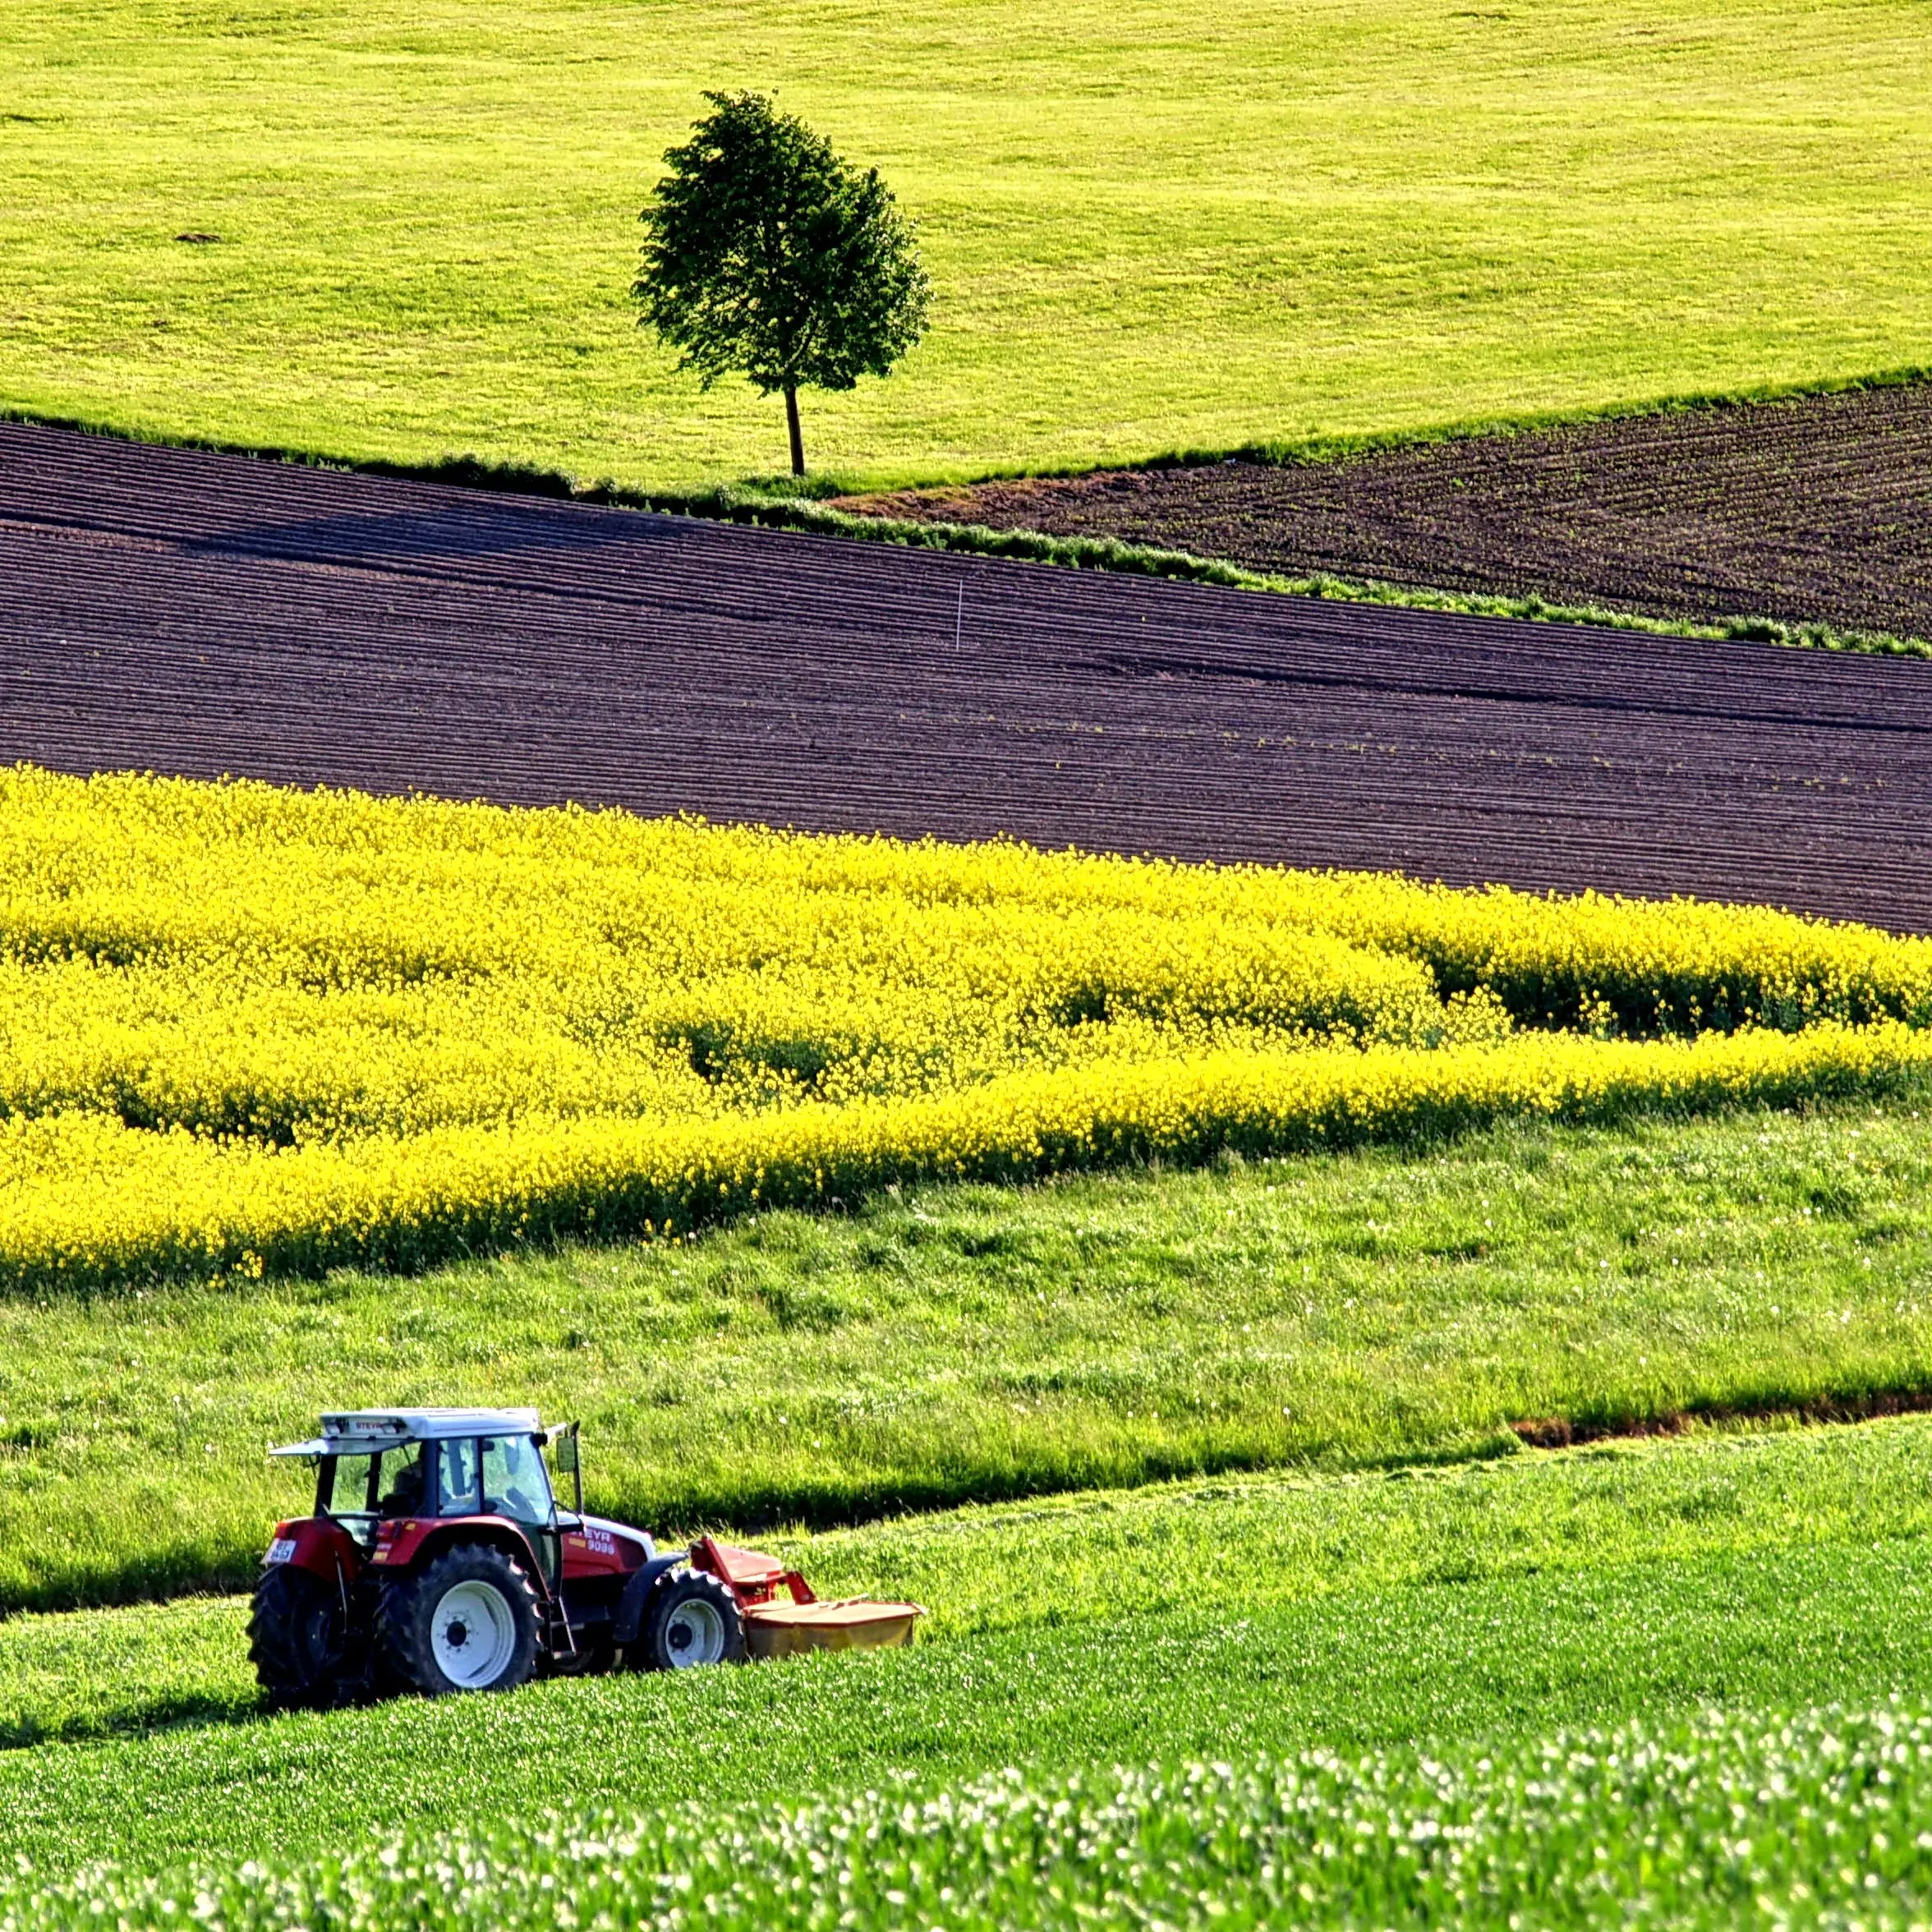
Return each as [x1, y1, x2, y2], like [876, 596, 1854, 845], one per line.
[663, 1598, 726, 1668]
[431, 1579, 518, 1689]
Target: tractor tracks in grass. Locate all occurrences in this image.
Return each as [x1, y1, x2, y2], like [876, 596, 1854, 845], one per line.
[3, 421, 1932, 929]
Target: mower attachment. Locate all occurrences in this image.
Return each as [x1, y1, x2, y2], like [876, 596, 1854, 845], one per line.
[691, 1534, 925, 1658]
[741, 1597, 926, 1659]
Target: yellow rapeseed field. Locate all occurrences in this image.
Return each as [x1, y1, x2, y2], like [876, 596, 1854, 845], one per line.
[4, 764, 1930, 1294]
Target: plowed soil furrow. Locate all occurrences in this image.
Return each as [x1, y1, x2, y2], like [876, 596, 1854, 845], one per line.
[841, 383, 1932, 642]
[2, 421, 1931, 932]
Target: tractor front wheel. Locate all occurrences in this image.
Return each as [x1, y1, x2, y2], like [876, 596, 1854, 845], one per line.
[249, 1564, 352, 1709]
[640, 1568, 746, 1670]
[379, 1543, 540, 1696]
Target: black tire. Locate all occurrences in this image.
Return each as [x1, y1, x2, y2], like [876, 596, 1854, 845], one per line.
[640, 1568, 746, 1671]
[377, 1543, 541, 1696]
[249, 1564, 352, 1710]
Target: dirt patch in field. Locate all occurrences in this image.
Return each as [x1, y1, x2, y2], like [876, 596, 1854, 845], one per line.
[1512, 1386, 1932, 1451]
[839, 384, 1932, 642]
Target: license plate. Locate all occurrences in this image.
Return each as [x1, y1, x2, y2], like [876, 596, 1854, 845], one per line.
[265, 1537, 298, 1566]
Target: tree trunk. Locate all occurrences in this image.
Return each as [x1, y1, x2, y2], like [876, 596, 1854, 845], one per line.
[784, 384, 805, 477]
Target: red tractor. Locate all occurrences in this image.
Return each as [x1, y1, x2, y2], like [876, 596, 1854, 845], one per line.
[251, 1409, 922, 1704]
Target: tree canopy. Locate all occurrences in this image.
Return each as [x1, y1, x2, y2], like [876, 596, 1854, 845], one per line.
[636, 91, 931, 476]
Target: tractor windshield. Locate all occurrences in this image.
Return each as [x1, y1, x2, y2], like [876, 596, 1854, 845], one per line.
[481, 1434, 553, 1524]
[317, 1436, 551, 1533]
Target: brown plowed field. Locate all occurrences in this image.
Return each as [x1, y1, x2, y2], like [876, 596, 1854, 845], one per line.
[841, 384, 1932, 642]
[2, 421, 1930, 932]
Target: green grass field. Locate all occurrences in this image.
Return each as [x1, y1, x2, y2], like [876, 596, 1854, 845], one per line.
[5, 1414, 1932, 1876]
[19, 1700, 1932, 1931]
[18, 1703, 1932, 1931]
[2, 1, 1927, 487]
[7, 1099, 1930, 1612]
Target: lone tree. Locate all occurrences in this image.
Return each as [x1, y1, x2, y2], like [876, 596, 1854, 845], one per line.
[636, 91, 931, 476]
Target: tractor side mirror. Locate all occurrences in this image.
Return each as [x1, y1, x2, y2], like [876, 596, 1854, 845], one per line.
[550, 1421, 583, 1516]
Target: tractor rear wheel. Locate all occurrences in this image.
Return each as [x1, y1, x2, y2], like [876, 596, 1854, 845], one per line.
[249, 1564, 352, 1709]
[378, 1543, 540, 1696]
[640, 1568, 746, 1670]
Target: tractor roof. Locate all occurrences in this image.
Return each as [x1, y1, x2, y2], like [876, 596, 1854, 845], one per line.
[269, 1408, 546, 1458]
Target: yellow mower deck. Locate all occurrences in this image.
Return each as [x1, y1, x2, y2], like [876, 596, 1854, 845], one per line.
[742, 1597, 925, 1659]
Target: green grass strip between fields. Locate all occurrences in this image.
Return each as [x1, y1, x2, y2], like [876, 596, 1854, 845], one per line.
[14, 401, 1927, 660]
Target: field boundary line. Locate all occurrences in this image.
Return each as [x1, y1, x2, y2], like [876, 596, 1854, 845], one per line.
[12, 361, 1928, 491]
[4, 371, 1928, 663]
[1512, 1382, 1932, 1451]
[13, 1368, 1932, 1620]
[688, 498, 1932, 662]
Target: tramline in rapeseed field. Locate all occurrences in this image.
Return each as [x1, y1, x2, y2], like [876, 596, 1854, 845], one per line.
[3, 762, 1930, 1296]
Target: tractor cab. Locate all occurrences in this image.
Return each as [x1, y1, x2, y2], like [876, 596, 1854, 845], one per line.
[285, 1410, 568, 1553]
